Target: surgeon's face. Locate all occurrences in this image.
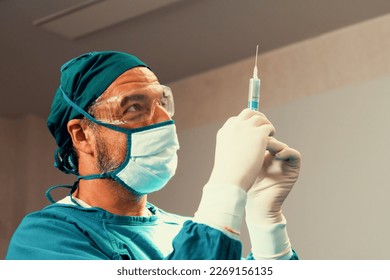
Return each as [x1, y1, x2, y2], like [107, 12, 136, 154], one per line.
[89, 67, 172, 128]
[89, 67, 172, 172]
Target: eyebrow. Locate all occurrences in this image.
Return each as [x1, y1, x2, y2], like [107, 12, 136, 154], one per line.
[120, 93, 148, 106]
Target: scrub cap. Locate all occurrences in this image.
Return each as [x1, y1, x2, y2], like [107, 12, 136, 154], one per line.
[47, 51, 149, 174]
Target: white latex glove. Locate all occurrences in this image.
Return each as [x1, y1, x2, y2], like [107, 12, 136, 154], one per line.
[246, 137, 301, 259]
[194, 109, 275, 238]
[208, 109, 275, 191]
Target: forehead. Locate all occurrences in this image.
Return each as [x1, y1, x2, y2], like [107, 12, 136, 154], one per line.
[99, 67, 159, 99]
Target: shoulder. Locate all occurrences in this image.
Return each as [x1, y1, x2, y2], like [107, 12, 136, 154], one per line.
[6, 203, 108, 260]
[13, 205, 80, 235]
[12, 201, 106, 240]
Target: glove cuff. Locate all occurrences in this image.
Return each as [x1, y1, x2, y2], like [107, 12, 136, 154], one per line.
[246, 214, 293, 260]
[194, 183, 247, 239]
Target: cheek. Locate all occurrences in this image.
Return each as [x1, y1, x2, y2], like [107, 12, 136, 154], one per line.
[102, 130, 128, 162]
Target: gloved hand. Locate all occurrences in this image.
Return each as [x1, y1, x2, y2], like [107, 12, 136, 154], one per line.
[246, 137, 301, 259]
[195, 109, 275, 238]
[207, 109, 275, 191]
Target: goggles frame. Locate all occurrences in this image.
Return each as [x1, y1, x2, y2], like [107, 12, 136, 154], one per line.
[87, 84, 174, 126]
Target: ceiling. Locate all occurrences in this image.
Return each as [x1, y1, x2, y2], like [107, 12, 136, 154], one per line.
[2, 0, 390, 119]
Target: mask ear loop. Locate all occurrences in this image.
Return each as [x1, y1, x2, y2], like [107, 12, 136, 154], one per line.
[46, 180, 80, 204]
[69, 180, 84, 207]
[45, 184, 74, 204]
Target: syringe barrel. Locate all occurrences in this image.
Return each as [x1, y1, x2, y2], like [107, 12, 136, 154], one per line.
[248, 77, 261, 111]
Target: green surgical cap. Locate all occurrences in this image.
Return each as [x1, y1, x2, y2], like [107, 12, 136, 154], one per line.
[47, 51, 148, 174]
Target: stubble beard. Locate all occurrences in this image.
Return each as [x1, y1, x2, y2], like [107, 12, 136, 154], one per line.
[94, 132, 143, 200]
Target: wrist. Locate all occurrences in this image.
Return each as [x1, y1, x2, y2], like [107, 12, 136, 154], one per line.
[207, 174, 250, 192]
[194, 183, 247, 239]
[246, 214, 292, 260]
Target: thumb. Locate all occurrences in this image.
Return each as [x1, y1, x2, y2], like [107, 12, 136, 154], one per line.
[267, 137, 301, 168]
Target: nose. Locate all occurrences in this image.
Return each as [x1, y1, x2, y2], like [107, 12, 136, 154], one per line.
[152, 103, 171, 124]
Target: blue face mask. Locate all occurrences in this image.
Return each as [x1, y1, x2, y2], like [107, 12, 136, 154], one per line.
[60, 89, 180, 196]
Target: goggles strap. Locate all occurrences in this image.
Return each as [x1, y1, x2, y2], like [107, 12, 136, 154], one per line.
[60, 87, 126, 131]
[61, 86, 175, 133]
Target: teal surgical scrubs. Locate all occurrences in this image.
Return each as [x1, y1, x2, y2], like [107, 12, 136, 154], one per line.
[6, 196, 298, 260]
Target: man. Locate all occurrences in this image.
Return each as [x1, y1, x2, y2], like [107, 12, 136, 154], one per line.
[6, 51, 301, 260]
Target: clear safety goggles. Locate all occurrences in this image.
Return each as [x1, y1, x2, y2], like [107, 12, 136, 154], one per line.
[88, 84, 174, 126]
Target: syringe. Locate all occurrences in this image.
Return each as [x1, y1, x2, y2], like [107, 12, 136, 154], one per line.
[248, 45, 261, 111]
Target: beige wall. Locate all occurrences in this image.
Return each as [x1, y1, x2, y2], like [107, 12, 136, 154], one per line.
[2, 13, 390, 259]
[151, 13, 390, 259]
[0, 116, 75, 259]
[170, 13, 390, 131]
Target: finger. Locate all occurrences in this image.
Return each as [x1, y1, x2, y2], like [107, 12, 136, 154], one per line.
[221, 116, 237, 128]
[275, 147, 301, 166]
[238, 108, 267, 120]
[238, 109, 275, 136]
[267, 137, 301, 165]
[267, 137, 287, 155]
[263, 150, 275, 165]
[247, 113, 272, 127]
[258, 123, 275, 137]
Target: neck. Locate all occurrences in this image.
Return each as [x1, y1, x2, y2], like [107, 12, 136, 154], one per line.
[73, 178, 150, 216]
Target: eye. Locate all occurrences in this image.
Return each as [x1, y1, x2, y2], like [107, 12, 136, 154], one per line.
[125, 103, 143, 113]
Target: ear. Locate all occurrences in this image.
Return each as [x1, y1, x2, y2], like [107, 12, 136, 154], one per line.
[67, 119, 95, 156]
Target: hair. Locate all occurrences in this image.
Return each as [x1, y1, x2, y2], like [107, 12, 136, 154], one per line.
[69, 93, 110, 173]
